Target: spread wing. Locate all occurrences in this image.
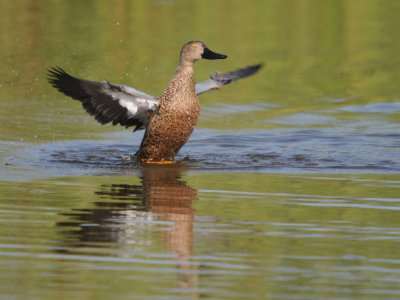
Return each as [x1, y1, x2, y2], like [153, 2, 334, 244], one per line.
[195, 64, 263, 95]
[48, 64, 262, 131]
[47, 67, 158, 131]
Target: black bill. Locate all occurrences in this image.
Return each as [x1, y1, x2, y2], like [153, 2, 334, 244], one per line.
[202, 47, 228, 60]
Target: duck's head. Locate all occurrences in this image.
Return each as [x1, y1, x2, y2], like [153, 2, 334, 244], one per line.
[180, 41, 227, 65]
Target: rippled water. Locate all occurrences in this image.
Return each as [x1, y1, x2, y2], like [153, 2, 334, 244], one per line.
[2, 110, 400, 299]
[1, 1, 400, 299]
[5, 99, 400, 179]
[1, 171, 400, 299]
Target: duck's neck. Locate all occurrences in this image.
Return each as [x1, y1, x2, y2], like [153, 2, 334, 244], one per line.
[161, 63, 195, 100]
[177, 63, 195, 95]
[176, 62, 194, 77]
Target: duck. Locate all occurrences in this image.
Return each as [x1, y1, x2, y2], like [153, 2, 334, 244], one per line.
[48, 41, 262, 163]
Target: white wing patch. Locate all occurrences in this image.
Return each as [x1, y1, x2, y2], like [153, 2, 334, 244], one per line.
[101, 83, 159, 120]
[119, 98, 138, 115]
[118, 96, 157, 116]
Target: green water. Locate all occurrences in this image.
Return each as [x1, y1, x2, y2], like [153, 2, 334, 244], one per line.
[1, 0, 400, 299]
[1, 171, 400, 299]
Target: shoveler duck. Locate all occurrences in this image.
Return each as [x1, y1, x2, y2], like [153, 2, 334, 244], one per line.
[48, 41, 262, 163]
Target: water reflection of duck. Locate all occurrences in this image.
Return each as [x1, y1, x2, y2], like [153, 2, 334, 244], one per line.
[48, 41, 262, 163]
[56, 164, 199, 294]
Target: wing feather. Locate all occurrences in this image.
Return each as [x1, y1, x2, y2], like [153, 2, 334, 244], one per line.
[195, 64, 263, 95]
[47, 67, 158, 130]
[48, 64, 262, 131]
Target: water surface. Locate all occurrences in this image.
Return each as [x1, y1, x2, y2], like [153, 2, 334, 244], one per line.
[1, 171, 400, 299]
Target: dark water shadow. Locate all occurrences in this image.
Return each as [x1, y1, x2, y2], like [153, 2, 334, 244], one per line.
[56, 163, 198, 293]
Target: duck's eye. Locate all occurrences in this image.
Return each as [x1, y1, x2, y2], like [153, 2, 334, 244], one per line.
[192, 45, 196, 49]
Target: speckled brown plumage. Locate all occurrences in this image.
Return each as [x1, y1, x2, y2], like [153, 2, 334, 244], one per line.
[136, 41, 226, 162]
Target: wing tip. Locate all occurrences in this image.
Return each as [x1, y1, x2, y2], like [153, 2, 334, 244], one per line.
[47, 66, 67, 78]
[237, 63, 264, 77]
[210, 63, 264, 83]
[47, 66, 72, 88]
